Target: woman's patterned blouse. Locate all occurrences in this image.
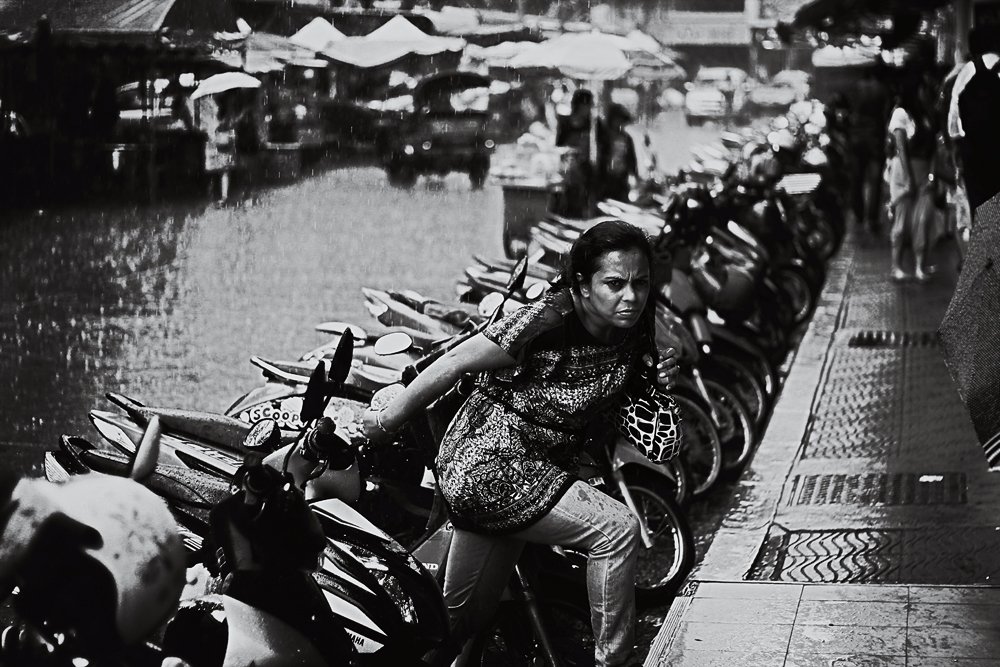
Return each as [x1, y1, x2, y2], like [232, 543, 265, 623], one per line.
[435, 288, 651, 534]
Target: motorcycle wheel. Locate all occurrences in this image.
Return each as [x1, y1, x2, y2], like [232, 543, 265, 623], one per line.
[776, 267, 815, 326]
[674, 395, 722, 497]
[710, 332, 780, 399]
[703, 379, 756, 473]
[708, 357, 769, 432]
[625, 477, 696, 608]
[622, 456, 690, 510]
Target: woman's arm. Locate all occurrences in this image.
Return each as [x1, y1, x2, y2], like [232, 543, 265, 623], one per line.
[362, 333, 516, 441]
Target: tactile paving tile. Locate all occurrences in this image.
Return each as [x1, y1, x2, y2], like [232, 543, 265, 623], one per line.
[841, 292, 906, 331]
[802, 343, 975, 460]
[747, 525, 1000, 584]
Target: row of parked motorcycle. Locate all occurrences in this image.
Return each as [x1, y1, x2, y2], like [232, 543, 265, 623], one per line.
[0, 100, 847, 666]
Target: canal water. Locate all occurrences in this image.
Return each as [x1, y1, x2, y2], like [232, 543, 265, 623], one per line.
[0, 166, 501, 474]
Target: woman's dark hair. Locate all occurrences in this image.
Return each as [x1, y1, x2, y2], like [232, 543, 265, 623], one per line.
[562, 220, 653, 293]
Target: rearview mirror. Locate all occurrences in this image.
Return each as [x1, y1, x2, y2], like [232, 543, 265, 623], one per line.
[374, 331, 414, 356]
[329, 328, 354, 385]
[478, 292, 504, 318]
[242, 419, 281, 450]
[506, 256, 529, 296]
[525, 281, 547, 301]
[300, 362, 329, 423]
[129, 415, 162, 482]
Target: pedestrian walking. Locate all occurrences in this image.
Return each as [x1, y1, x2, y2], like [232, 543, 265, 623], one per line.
[363, 221, 681, 667]
[597, 103, 638, 204]
[885, 76, 939, 282]
[849, 67, 890, 234]
[555, 89, 595, 217]
[950, 25, 1000, 213]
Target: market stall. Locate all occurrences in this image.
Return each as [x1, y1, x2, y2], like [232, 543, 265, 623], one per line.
[489, 31, 636, 256]
[319, 16, 467, 151]
[0, 0, 243, 202]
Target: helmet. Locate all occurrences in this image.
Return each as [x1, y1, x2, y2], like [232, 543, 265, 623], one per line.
[0, 475, 185, 650]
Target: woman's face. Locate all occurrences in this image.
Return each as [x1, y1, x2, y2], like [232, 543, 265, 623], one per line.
[578, 248, 651, 330]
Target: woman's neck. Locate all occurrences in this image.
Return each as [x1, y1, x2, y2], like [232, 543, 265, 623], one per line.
[571, 291, 625, 344]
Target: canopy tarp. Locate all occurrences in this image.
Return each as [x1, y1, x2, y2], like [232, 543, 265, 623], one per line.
[321, 15, 464, 69]
[506, 32, 633, 80]
[464, 40, 540, 67]
[191, 71, 261, 99]
[289, 17, 345, 52]
[414, 7, 481, 35]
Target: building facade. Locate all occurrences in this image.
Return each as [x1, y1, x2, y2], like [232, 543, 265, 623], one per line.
[595, 0, 812, 76]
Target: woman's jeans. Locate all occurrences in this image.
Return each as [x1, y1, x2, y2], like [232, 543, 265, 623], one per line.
[442, 480, 641, 666]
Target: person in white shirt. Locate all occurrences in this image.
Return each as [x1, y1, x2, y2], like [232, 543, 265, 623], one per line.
[886, 76, 939, 283]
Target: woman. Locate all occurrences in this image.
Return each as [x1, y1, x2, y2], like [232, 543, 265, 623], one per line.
[886, 77, 940, 282]
[363, 220, 679, 666]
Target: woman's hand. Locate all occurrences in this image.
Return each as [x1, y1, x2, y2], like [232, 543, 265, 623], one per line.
[362, 408, 396, 445]
[656, 347, 680, 390]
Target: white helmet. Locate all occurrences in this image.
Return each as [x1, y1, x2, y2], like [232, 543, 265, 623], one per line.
[0, 475, 185, 648]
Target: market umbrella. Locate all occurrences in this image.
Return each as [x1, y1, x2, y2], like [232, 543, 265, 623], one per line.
[938, 197, 1000, 469]
[190, 72, 261, 100]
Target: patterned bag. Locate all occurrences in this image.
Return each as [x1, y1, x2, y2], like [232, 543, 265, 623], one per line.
[613, 366, 682, 463]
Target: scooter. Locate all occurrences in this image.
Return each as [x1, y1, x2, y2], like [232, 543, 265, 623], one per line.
[48, 358, 454, 664]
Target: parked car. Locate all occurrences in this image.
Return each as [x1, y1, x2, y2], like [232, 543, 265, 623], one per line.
[747, 69, 811, 113]
[683, 67, 749, 125]
[379, 71, 495, 189]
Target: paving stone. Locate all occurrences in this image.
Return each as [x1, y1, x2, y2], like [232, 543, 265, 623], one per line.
[906, 659, 1000, 666]
[787, 625, 907, 656]
[672, 621, 794, 654]
[906, 626, 1000, 659]
[795, 600, 907, 627]
[695, 582, 803, 600]
[800, 585, 908, 602]
[653, 648, 787, 667]
[783, 654, 905, 667]
[684, 597, 799, 625]
[907, 587, 1000, 606]
[908, 603, 1000, 629]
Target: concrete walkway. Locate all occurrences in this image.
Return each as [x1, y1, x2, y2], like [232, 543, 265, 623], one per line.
[645, 233, 1000, 666]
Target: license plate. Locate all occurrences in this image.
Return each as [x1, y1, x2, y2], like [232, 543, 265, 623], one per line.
[430, 119, 478, 134]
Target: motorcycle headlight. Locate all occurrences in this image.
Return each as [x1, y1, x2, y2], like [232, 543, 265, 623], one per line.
[403, 145, 415, 156]
[294, 104, 308, 120]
